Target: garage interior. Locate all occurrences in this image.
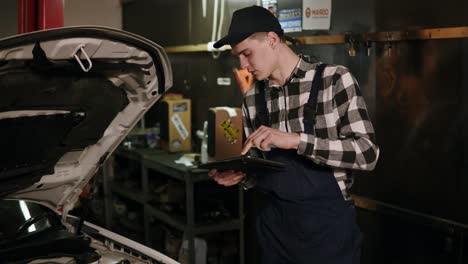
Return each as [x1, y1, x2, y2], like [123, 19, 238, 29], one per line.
[0, 0, 467, 264]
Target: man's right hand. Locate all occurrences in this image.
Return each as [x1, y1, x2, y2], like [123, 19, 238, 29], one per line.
[208, 169, 246, 186]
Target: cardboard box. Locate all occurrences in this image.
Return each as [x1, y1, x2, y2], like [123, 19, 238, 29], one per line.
[160, 94, 191, 152]
[208, 107, 243, 160]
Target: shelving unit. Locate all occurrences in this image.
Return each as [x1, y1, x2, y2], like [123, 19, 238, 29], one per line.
[102, 148, 245, 264]
[163, 26, 468, 53]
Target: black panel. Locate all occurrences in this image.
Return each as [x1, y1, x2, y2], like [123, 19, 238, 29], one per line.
[122, 0, 189, 46]
[1, 114, 75, 179]
[353, 39, 467, 223]
[375, 0, 468, 31]
[463, 39, 468, 209]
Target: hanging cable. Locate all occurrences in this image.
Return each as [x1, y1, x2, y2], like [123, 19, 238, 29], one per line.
[212, 0, 224, 59]
[217, 0, 225, 40]
[211, 0, 219, 42]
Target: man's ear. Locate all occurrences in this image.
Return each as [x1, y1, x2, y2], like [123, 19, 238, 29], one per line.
[267, 31, 280, 48]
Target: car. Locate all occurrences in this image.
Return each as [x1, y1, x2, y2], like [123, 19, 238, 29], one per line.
[0, 26, 179, 264]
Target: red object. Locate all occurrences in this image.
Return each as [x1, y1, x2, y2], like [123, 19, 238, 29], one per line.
[18, 0, 64, 34]
[18, 0, 37, 34]
[38, 0, 64, 30]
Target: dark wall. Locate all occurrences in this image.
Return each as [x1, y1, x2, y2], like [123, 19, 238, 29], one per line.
[0, 0, 18, 39]
[356, 1, 467, 262]
[123, 0, 190, 46]
[189, 0, 256, 44]
[375, 0, 467, 30]
[123, 1, 468, 263]
[354, 39, 467, 220]
[123, 0, 376, 45]
[123, 0, 376, 143]
[352, 0, 468, 224]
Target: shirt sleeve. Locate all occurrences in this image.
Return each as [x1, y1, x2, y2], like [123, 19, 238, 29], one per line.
[297, 68, 380, 171]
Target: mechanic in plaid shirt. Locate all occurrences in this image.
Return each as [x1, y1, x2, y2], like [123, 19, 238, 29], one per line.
[209, 6, 379, 264]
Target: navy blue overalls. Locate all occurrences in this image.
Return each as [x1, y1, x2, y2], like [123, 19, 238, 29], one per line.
[251, 64, 362, 264]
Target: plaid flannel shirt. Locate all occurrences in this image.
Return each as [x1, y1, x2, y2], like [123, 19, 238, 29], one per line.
[241, 58, 380, 198]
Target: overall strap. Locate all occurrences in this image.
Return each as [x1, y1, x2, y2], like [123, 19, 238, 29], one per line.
[253, 80, 270, 128]
[303, 63, 327, 134]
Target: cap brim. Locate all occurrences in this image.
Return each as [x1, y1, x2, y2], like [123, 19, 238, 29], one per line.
[213, 36, 230, 49]
[213, 32, 253, 49]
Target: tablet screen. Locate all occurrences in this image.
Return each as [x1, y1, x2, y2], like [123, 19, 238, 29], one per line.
[197, 155, 285, 173]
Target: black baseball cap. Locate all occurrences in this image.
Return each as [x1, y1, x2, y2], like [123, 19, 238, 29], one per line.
[213, 5, 284, 49]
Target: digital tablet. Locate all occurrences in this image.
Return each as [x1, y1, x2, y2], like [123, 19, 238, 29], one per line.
[197, 155, 286, 173]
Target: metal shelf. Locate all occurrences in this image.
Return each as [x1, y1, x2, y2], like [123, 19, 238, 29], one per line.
[115, 148, 211, 182]
[105, 147, 245, 264]
[194, 219, 242, 235]
[147, 205, 241, 235]
[147, 204, 186, 231]
[163, 26, 468, 53]
[112, 184, 148, 204]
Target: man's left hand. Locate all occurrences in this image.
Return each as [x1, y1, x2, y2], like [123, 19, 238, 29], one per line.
[241, 125, 300, 155]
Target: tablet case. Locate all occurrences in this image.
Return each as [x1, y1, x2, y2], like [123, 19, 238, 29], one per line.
[197, 155, 286, 173]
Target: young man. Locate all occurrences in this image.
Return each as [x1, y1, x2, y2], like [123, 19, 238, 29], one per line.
[209, 5, 379, 264]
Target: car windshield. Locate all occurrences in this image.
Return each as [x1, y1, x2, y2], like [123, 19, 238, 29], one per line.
[0, 200, 56, 241]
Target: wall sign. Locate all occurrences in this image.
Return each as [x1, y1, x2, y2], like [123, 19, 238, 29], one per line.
[279, 8, 302, 33]
[303, 0, 332, 30]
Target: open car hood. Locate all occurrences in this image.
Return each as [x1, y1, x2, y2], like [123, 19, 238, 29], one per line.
[0, 26, 172, 215]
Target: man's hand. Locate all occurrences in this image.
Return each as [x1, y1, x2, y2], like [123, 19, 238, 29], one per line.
[209, 169, 246, 186]
[233, 67, 254, 95]
[241, 125, 300, 155]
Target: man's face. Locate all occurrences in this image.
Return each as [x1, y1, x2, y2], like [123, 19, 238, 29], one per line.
[231, 33, 276, 81]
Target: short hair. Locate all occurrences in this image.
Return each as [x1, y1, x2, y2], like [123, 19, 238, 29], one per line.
[248, 32, 285, 43]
